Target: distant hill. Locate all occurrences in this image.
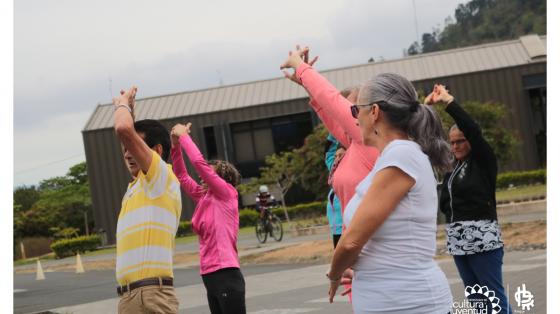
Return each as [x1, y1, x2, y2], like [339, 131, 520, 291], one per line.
[407, 0, 546, 55]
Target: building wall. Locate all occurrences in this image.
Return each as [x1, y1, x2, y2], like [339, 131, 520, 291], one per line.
[83, 98, 315, 244]
[412, 62, 546, 171]
[84, 63, 545, 244]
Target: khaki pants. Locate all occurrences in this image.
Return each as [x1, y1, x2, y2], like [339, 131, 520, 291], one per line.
[118, 285, 179, 314]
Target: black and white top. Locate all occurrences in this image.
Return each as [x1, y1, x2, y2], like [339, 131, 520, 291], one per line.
[445, 220, 503, 255]
[439, 101, 503, 256]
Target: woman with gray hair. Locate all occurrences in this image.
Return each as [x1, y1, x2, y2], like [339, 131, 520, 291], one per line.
[323, 72, 453, 313]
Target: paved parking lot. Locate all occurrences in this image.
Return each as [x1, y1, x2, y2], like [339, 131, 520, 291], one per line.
[15, 249, 546, 314]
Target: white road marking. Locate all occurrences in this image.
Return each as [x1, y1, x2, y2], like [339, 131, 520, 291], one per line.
[522, 253, 546, 261]
[306, 295, 350, 303]
[47, 253, 547, 314]
[249, 309, 320, 314]
[503, 263, 546, 272]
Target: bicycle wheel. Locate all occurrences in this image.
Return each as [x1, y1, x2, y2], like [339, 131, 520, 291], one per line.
[255, 220, 268, 243]
[270, 215, 283, 242]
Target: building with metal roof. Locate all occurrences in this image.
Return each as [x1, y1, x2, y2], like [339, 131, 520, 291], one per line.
[83, 34, 546, 244]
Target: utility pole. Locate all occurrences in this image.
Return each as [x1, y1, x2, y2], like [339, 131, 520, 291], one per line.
[412, 0, 420, 44]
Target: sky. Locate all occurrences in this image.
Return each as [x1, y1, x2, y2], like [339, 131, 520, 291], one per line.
[13, 0, 469, 187]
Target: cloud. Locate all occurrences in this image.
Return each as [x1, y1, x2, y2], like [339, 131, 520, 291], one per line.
[14, 0, 468, 186]
[323, 0, 467, 62]
[14, 110, 90, 186]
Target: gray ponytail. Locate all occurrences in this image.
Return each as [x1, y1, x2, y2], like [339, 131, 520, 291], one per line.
[408, 104, 452, 172]
[358, 73, 452, 172]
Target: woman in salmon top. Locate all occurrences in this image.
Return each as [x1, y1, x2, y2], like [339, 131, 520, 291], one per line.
[281, 46, 379, 209]
[170, 122, 246, 314]
[281, 46, 380, 299]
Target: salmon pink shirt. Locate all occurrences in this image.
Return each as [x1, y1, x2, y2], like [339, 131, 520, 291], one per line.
[296, 63, 379, 210]
[171, 134, 240, 275]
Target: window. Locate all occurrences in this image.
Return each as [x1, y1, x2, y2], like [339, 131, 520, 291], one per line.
[253, 128, 274, 159]
[523, 74, 546, 166]
[271, 113, 313, 152]
[230, 112, 313, 176]
[203, 126, 218, 160]
[233, 131, 254, 162]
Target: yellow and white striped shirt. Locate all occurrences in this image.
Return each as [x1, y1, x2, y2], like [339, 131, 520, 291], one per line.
[116, 151, 182, 285]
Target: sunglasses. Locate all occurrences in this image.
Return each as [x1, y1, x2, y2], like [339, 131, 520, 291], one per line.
[350, 104, 374, 119]
[350, 101, 390, 119]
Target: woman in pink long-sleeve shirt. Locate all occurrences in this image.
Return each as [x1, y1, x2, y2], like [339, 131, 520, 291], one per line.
[170, 122, 246, 314]
[281, 46, 380, 301]
[281, 48, 379, 211]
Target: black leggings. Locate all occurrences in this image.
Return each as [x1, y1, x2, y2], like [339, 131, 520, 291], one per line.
[333, 234, 341, 249]
[201, 267, 246, 314]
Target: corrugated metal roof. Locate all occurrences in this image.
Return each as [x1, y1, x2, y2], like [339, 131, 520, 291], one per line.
[83, 35, 546, 131]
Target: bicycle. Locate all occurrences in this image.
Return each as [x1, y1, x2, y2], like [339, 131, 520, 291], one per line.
[255, 206, 283, 244]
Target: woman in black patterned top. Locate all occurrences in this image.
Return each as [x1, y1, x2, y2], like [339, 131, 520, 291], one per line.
[425, 84, 513, 314]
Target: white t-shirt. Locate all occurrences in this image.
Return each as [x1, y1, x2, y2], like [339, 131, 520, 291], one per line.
[344, 140, 452, 314]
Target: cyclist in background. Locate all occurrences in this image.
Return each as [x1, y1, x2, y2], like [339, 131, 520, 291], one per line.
[255, 185, 277, 222]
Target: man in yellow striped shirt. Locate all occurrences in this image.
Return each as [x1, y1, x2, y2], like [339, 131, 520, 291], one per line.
[113, 86, 182, 314]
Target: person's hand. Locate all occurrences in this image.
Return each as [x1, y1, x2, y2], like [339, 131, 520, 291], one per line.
[327, 273, 341, 303]
[113, 86, 137, 107]
[113, 86, 137, 113]
[281, 45, 319, 86]
[340, 268, 353, 296]
[171, 123, 192, 145]
[424, 84, 454, 105]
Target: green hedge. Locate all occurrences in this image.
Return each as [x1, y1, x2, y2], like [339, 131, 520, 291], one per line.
[239, 209, 259, 228]
[272, 201, 326, 221]
[497, 169, 546, 189]
[177, 204, 327, 232]
[50, 235, 101, 259]
[238, 201, 327, 228]
[176, 221, 193, 237]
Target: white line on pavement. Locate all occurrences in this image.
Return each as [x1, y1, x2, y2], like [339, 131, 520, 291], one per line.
[248, 309, 320, 314]
[47, 258, 546, 314]
[503, 263, 546, 272]
[306, 295, 350, 303]
[522, 253, 547, 261]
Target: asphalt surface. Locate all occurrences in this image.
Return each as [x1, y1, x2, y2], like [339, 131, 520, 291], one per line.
[14, 249, 546, 314]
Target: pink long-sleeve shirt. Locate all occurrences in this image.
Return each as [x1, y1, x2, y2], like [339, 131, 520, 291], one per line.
[296, 63, 379, 210]
[171, 134, 240, 275]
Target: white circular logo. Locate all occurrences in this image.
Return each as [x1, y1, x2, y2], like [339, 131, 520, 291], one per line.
[464, 284, 502, 314]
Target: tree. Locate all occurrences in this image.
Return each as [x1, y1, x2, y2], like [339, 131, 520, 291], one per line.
[406, 0, 546, 54]
[421, 31, 441, 53]
[14, 162, 93, 238]
[407, 42, 421, 56]
[67, 162, 88, 185]
[13, 185, 40, 212]
[238, 151, 297, 200]
[293, 124, 330, 200]
[39, 176, 72, 191]
[238, 151, 299, 225]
